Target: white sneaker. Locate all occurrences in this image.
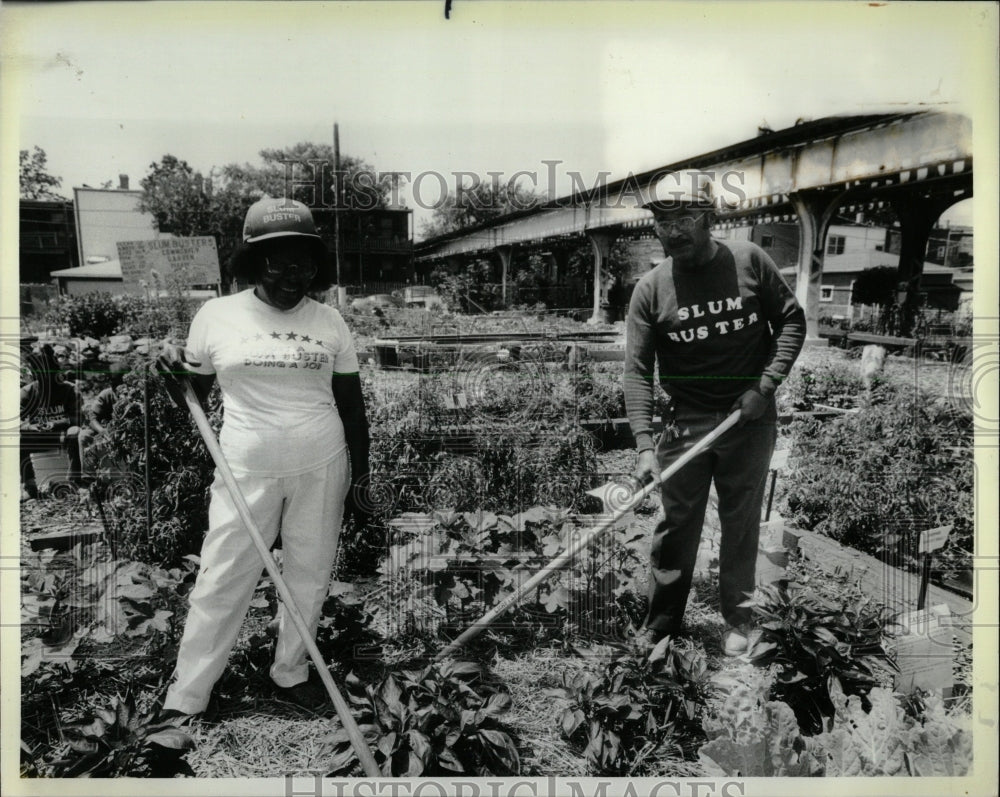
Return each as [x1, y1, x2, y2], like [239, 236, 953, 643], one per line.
[722, 626, 749, 657]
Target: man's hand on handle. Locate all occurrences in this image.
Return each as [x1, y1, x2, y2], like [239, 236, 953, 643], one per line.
[633, 450, 661, 489]
[730, 387, 768, 428]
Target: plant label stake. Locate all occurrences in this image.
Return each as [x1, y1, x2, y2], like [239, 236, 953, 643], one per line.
[763, 448, 789, 522]
[916, 524, 952, 610]
[435, 409, 741, 660]
[180, 382, 381, 777]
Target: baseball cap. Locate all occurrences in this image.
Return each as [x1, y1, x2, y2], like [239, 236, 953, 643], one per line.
[242, 197, 323, 244]
[641, 169, 717, 211]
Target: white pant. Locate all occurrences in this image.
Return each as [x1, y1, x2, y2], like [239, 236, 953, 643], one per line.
[163, 456, 350, 714]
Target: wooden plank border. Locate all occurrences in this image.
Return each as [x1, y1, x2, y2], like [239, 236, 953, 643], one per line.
[786, 525, 972, 646]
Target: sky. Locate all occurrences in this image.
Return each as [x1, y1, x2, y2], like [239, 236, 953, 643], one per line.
[2, 0, 995, 240]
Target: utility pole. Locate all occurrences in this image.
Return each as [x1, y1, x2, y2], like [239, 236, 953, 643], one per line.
[333, 123, 345, 307]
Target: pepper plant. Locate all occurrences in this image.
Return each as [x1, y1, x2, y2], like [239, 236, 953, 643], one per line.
[547, 637, 708, 775]
[746, 581, 894, 735]
[326, 660, 520, 776]
[48, 692, 195, 777]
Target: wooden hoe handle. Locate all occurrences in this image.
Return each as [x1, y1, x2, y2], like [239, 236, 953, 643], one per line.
[435, 409, 742, 660]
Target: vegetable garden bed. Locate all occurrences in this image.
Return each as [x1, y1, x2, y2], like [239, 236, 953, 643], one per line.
[17, 302, 979, 779]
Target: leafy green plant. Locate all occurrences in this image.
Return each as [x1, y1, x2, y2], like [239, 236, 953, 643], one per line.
[547, 637, 708, 775]
[778, 359, 867, 413]
[47, 292, 126, 338]
[376, 507, 646, 642]
[112, 292, 201, 339]
[365, 362, 599, 517]
[572, 362, 627, 421]
[378, 510, 525, 626]
[812, 683, 972, 776]
[45, 291, 199, 339]
[779, 388, 973, 579]
[429, 258, 504, 313]
[698, 669, 821, 777]
[49, 692, 195, 777]
[746, 581, 894, 735]
[314, 580, 380, 662]
[700, 700, 821, 776]
[326, 660, 520, 776]
[87, 558, 197, 642]
[20, 656, 117, 762]
[95, 357, 221, 566]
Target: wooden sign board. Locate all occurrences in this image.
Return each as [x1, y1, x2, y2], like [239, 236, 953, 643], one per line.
[918, 524, 953, 555]
[116, 237, 219, 288]
[892, 603, 954, 694]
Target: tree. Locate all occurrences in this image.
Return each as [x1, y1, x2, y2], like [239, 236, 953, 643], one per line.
[255, 142, 393, 210]
[139, 144, 393, 278]
[420, 178, 544, 239]
[139, 155, 213, 237]
[20, 146, 65, 200]
[851, 265, 899, 309]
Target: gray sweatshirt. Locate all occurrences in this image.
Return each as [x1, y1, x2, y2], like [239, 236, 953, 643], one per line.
[624, 238, 806, 452]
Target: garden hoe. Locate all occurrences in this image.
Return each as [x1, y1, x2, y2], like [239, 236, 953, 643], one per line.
[434, 409, 742, 661]
[180, 382, 382, 778]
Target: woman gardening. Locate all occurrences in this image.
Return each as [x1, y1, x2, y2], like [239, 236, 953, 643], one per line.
[155, 197, 370, 716]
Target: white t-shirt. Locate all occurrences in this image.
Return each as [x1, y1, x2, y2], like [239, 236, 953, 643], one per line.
[185, 289, 360, 476]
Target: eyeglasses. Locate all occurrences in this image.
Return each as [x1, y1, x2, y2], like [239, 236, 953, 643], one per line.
[652, 213, 708, 233]
[263, 256, 317, 280]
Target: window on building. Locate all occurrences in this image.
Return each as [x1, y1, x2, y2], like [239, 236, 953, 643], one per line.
[820, 285, 835, 303]
[760, 234, 773, 248]
[875, 244, 884, 251]
[826, 236, 845, 255]
[937, 246, 946, 259]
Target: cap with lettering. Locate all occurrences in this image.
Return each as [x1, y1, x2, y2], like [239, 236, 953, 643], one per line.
[641, 170, 717, 211]
[242, 197, 323, 244]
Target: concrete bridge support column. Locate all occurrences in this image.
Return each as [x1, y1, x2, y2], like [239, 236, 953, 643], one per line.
[892, 195, 959, 336]
[789, 189, 850, 342]
[586, 230, 615, 324]
[496, 246, 514, 308]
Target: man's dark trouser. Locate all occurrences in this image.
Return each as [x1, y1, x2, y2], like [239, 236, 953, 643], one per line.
[644, 398, 777, 635]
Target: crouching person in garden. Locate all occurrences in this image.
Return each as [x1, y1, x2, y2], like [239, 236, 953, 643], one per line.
[155, 197, 371, 717]
[625, 170, 806, 657]
[20, 342, 86, 497]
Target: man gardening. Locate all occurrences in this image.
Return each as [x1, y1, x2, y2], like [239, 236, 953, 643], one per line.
[625, 169, 806, 656]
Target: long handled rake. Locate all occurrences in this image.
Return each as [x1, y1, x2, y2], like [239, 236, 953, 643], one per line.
[434, 409, 742, 661]
[181, 383, 382, 777]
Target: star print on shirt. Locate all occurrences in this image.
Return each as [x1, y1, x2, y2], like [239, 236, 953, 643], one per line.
[286, 332, 298, 340]
[254, 333, 263, 341]
[270, 331, 281, 339]
[314, 340, 323, 348]
[301, 335, 312, 343]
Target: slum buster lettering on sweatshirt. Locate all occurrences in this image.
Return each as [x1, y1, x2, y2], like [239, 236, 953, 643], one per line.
[624, 239, 806, 452]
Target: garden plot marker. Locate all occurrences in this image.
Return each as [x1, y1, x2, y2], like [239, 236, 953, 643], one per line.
[180, 382, 381, 777]
[435, 409, 742, 660]
[917, 524, 952, 610]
